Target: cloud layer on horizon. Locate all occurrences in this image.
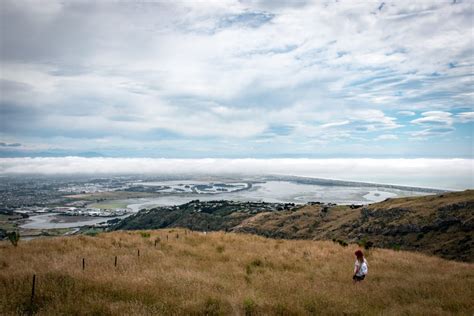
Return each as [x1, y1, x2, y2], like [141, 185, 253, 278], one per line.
[0, 0, 473, 158]
[0, 157, 472, 190]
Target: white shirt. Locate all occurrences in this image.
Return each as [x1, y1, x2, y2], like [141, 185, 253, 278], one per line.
[355, 259, 368, 276]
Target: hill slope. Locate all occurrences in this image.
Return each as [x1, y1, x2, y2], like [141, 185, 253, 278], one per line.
[234, 190, 474, 262]
[1, 230, 473, 315]
[112, 190, 474, 262]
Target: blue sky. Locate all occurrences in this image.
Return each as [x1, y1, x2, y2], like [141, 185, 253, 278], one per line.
[0, 0, 473, 158]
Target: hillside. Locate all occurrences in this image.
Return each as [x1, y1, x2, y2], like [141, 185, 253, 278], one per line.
[111, 200, 299, 232]
[112, 190, 474, 262]
[1, 230, 473, 315]
[233, 190, 474, 262]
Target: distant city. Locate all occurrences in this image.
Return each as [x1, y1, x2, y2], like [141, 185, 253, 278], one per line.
[0, 174, 445, 239]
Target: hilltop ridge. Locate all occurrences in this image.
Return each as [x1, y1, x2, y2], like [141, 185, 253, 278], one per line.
[112, 190, 474, 262]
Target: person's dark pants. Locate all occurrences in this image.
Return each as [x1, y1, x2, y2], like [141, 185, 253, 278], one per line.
[353, 275, 365, 281]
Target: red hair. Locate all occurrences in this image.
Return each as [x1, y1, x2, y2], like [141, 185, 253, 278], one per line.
[355, 250, 364, 261]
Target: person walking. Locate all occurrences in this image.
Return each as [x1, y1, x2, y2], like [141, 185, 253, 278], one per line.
[353, 249, 368, 283]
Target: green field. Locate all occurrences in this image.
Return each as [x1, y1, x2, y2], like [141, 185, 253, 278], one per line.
[89, 201, 129, 209]
[0, 214, 22, 231]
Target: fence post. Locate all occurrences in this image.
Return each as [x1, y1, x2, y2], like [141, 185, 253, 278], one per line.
[154, 240, 157, 247]
[82, 258, 85, 271]
[114, 256, 117, 267]
[137, 249, 140, 258]
[28, 274, 36, 316]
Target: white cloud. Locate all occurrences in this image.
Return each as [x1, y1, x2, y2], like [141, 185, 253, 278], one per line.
[0, 157, 472, 190]
[0, 0, 472, 156]
[456, 112, 474, 123]
[410, 111, 458, 137]
[411, 126, 455, 138]
[376, 134, 398, 141]
[320, 121, 350, 129]
[411, 111, 454, 126]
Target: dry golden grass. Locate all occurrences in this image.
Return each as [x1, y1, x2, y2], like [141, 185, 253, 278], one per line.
[1, 229, 473, 315]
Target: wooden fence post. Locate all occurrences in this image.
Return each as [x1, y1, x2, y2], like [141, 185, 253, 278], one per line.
[82, 258, 85, 271]
[28, 274, 36, 316]
[114, 256, 117, 267]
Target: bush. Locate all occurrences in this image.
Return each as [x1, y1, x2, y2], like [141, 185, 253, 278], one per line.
[250, 258, 263, 267]
[140, 232, 151, 238]
[336, 239, 348, 247]
[84, 229, 99, 237]
[246, 258, 264, 275]
[6, 231, 20, 247]
[243, 298, 256, 316]
[304, 300, 318, 314]
[358, 238, 374, 250]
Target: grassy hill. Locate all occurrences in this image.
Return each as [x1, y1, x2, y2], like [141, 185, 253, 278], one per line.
[234, 190, 474, 262]
[1, 229, 473, 315]
[112, 190, 474, 262]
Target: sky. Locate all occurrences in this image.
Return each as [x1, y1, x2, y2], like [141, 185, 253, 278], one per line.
[0, 0, 473, 159]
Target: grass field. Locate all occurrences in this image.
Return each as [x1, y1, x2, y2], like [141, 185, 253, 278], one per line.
[89, 200, 129, 209]
[0, 214, 22, 231]
[64, 191, 156, 200]
[0, 229, 473, 315]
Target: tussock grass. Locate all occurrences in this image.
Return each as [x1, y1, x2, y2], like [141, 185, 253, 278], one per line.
[0, 229, 473, 315]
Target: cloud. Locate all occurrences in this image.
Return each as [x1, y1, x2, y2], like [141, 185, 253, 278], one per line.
[411, 111, 453, 126]
[0, 0, 472, 157]
[411, 126, 455, 137]
[320, 121, 350, 129]
[0, 157, 472, 190]
[0, 142, 21, 147]
[410, 111, 458, 137]
[456, 111, 474, 123]
[218, 11, 274, 29]
[375, 134, 398, 141]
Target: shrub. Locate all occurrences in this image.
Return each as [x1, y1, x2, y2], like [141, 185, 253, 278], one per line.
[84, 229, 99, 237]
[336, 239, 348, 247]
[358, 238, 374, 250]
[245, 264, 252, 275]
[304, 300, 318, 314]
[246, 258, 264, 275]
[250, 259, 263, 267]
[243, 298, 256, 316]
[140, 232, 151, 238]
[6, 231, 20, 247]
